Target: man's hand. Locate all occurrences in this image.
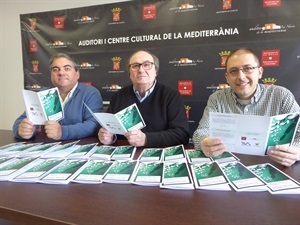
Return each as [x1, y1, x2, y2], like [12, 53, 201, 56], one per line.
[44, 121, 62, 140]
[18, 118, 35, 139]
[124, 130, 146, 147]
[200, 137, 225, 157]
[98, 128, 114, 145]
[268, 145, 299, 167]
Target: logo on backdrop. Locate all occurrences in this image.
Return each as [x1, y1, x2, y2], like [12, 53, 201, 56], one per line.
[102, 84, 123, 92]
[169, 3, 204, 13]
[109, 8, 124, 25]
[206, 84, 229, 92]
[222, 0, 232, 10]
[45, 40, 72, 49]
[29, 18, 37, 30]
[143, 4, 156, 20]
[31, 60, 39, 73]
[217, 0, 238, 13]
[26, 84, 41, 91]
[80, 61, 99, 70]
[263, 0, 281, 7]
[261, 50, 280, 67]
[214, 50, 230, 71]
[109, 57, 125, 73]
[112, 57, 121, 71]
[29, 40, 38, 53]
[54, 16, 64, 29]
[184, 105, 192, 120]
[178, 80, 193, 96]
[261, 77, 277, 86]
[249, 23, 295, 34]
[169, 57, 203, 67]
[73, 16, 99, 24]
[219, 51, 231, 67]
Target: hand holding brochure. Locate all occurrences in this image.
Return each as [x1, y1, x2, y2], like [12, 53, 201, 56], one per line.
[209, 112, 299, 156]
[84, 102, 146, 135]
[22, 87, 64, 125]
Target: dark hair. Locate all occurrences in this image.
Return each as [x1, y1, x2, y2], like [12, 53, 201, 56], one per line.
[126, 50, 159, 73]
[49, 53, 79, 71]
[225, 48, 260, 69]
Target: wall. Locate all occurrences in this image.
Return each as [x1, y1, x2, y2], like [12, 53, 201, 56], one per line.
[0, 0, 130, 130]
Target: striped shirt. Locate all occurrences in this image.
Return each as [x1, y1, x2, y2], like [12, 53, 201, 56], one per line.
[192, 84, 300, 151]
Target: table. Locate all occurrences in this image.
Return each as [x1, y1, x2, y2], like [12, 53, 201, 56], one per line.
[0, 130, 299, 225]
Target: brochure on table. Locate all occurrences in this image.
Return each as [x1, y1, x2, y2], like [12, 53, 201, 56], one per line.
[102, 160, 138, 184]
[90, 146, 116, 160]
[72, 160, 113, 184]
[22, 87, 64, 125]
[219, 161, 267, 192]
[191, 162, 231, 191]
[209, 112, 300, 156]
[248, 163, 300, 194]
[160, 161, 194, 190]
[138, 148, 163, 162]
[39, 159, 87, 184]
[185, 149, 239, 164]
[0, 142, 299, 194]
[11, 158, 64, 182]
[84, 102, 146, 135]
[132, 161, 163, 186]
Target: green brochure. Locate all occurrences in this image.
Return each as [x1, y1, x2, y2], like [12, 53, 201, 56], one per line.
[185, 149, 212, 164]
[72, 160, 113, 184]
[12, 158, 64, 182]
[163, 144, 186, 162]
[209, 112, 300, 156]
[67, 143, 98, 159]
[138, 148, 163, 162]
[0, 157, 38, 181]
[111, 146, 136, 160]
[160, 162, 194, 190]
[84, 102, 146, 135]
[211, 151, 239, 163]
[1, 143, 43, 157]
[90, 145, 116, 160]
[18, 142, 61, 158]
[102, 160, 138, 184]
[191, 162, 231, 190]
[41, 140, 80, 158]
[219, 161, 267, 192]
[248, 163, 300, 194]
[39, 159, 87, 184]
[22, 87, 64, 125]
[132, 161, 163, 186]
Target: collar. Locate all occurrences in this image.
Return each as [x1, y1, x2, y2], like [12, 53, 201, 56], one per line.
[133, 80, 157, 102]
[61, 82, 78, 106]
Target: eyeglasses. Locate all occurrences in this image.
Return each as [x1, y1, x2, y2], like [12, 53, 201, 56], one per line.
[128, 62, 154, 71]
[227, 66, 259, 76]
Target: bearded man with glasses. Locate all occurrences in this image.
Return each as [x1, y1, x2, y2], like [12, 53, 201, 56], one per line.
[98, 50, 190, 148]
[193, 48, 300, 167]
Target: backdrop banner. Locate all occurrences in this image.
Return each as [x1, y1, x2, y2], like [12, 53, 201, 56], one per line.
[20, 0, 300, 137]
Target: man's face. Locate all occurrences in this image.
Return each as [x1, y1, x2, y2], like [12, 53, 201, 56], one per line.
[50, 57, 79, 92]
[225, 51, 263, 100]
[128, 51, 157, 89]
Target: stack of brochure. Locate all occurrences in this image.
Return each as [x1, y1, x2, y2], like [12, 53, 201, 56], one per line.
[190, 162, 231, 191]
[132, 144, 194, 189]
[0, 141, 299, 194]
[248, 163, 300, 194]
